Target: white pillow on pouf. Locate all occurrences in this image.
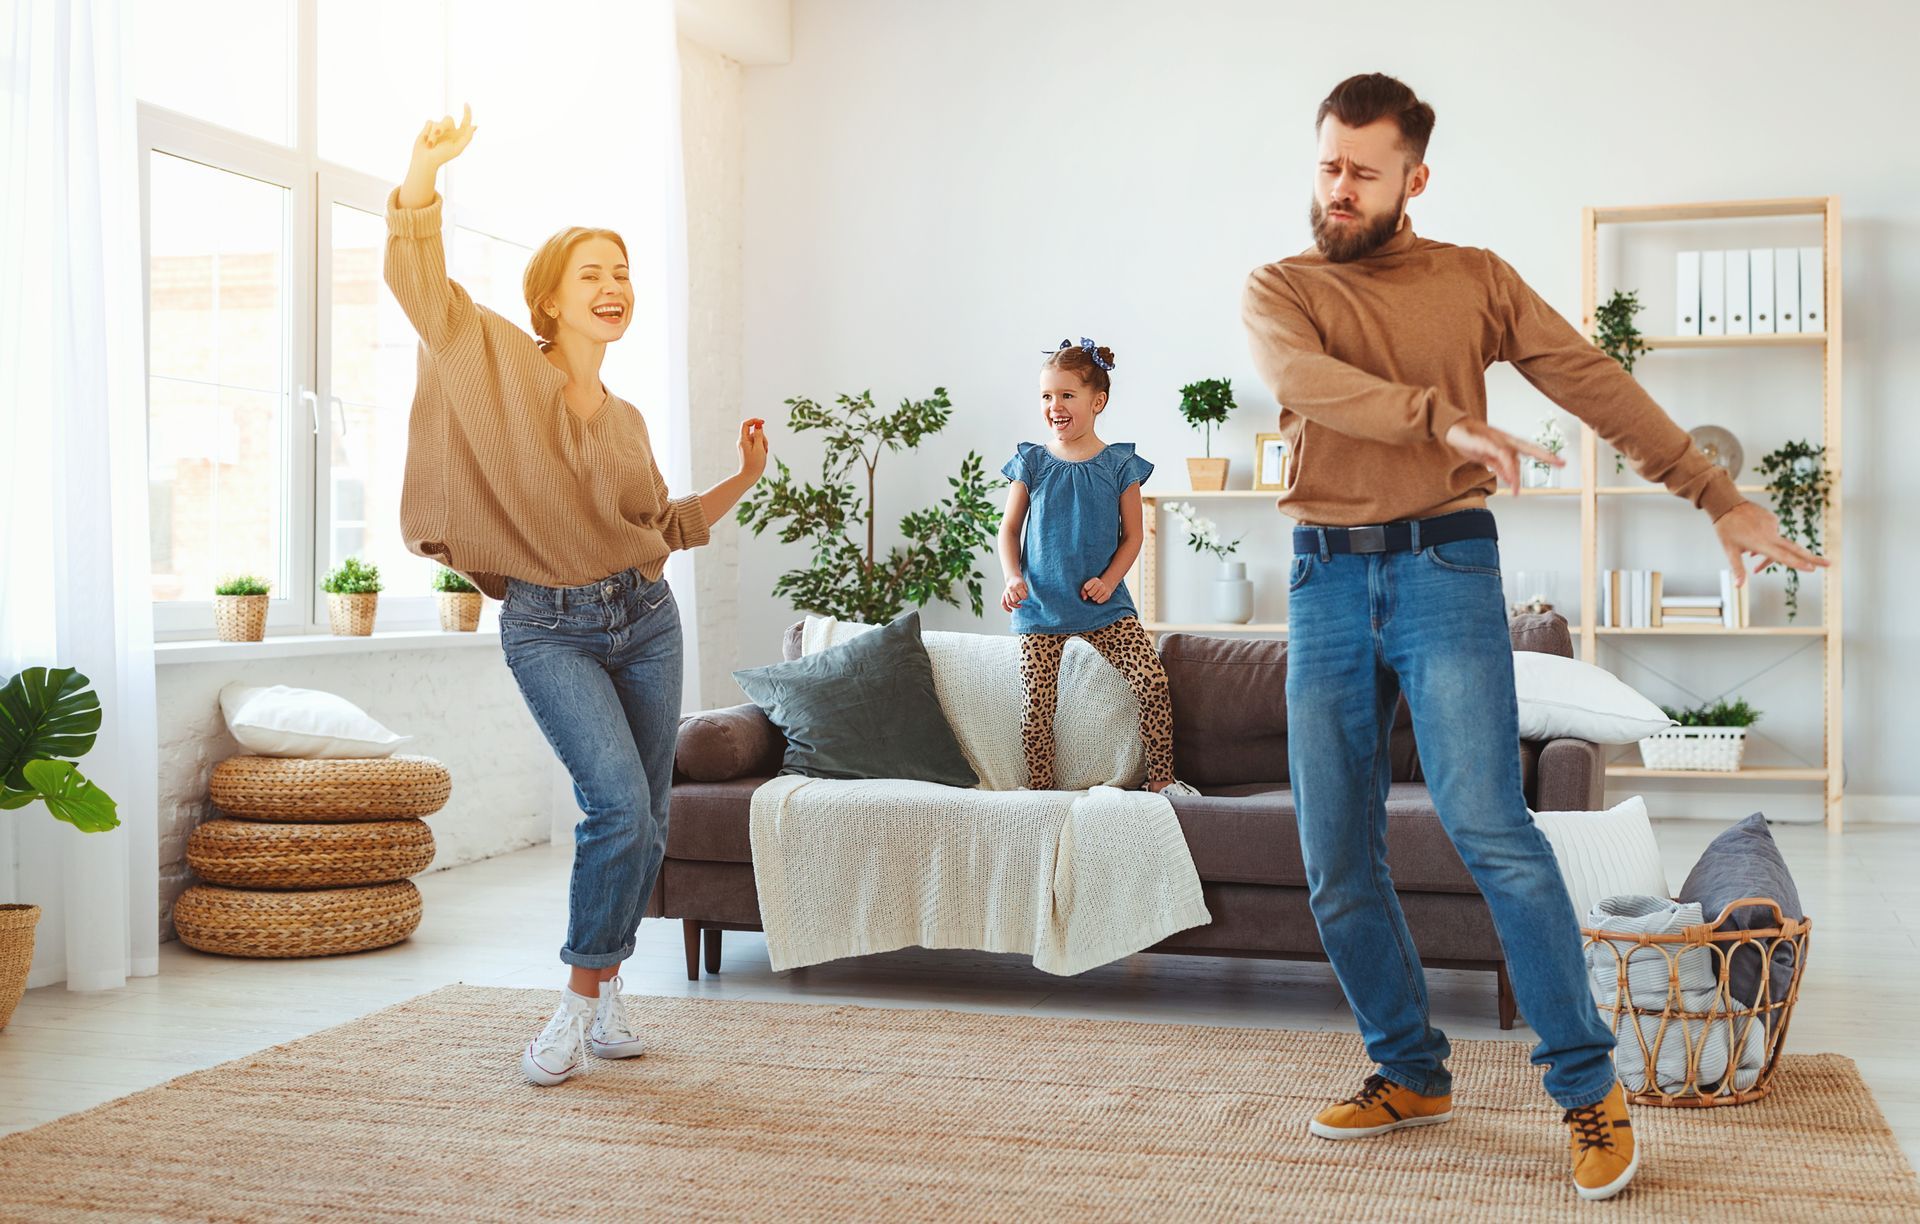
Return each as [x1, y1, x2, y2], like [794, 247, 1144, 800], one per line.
[1531, 796, 1670, 920]
[1513, 652, 1674, 744]
[219, 683, 411, 759]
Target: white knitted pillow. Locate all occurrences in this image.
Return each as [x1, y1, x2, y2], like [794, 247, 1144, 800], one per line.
[1530, 795, 1670, 921]
[800, 617, 1145, 791]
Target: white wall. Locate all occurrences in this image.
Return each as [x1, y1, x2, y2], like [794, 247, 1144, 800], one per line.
[154, 643, 553, 938]
[727, 0, 1920, 822]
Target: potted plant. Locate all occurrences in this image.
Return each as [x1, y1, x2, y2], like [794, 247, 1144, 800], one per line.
[1167, 501, 1251, 624]
[322, 557, 382, 636]
[0, 666, 120, 1030]
[1756, 440, 1829, 623]
[1592, 289, 1652, 474]
[1639, 697, 1761, 772]
[1178, 377, 1236, 491]
[1525, 418, 1566, 488]
[737, 386, 1003, 621]
[212, 575, 271, 642]
[432, 566, 482, 632]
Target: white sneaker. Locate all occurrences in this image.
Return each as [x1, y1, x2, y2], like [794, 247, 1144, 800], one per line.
[588, 975, 646, 1060]
[1158, 780, 1201, 798]
[521, 990, 595, 1086]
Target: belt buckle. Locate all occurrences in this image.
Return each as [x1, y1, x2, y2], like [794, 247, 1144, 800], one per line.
[1348, 524, 1387, 554]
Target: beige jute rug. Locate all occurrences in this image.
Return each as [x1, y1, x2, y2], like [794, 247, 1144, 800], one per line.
[1, 985, 1915, 1222]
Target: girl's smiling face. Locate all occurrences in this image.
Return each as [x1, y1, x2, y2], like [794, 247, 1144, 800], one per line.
[1039, 366, 1106, 444]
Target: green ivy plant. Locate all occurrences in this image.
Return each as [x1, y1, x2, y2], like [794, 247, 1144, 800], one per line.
[431, 566, 478, 594]
[1592, 290, 1652, 473]
[1661, 697, 1762, 728]
[1178, 378, 1235, 458]
[1755, 440, 1829, 623]
[0, 667, 120, 832]
[214, 575, 271, 596]
[737, 387, 1003, 623]
[322, 557, 382, 595]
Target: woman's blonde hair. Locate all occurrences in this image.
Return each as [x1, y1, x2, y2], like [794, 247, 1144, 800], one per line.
[522, 226, 629, 349]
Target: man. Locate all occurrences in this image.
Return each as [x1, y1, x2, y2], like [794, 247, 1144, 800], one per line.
[1241, 73, 1825, 1202]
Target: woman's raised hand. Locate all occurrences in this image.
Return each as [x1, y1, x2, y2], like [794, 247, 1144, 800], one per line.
[738, 418, 770, 481]
[412, 104, 477, 172]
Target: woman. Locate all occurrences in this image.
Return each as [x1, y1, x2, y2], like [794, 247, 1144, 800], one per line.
[386, 107, 768, 1085]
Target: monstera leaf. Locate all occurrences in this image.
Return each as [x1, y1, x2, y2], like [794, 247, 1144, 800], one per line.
[0, 666, 118, 831]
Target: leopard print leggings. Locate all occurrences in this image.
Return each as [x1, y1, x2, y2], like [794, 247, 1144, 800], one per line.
[1018, 615, 1175, 789]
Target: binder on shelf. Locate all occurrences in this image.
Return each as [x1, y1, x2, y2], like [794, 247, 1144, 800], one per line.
[1774, 248, 1800, 332]
[1720, 570, 1736, 628]
[1650, 571, 1665, 626]
[1675, 251, 1702, 335]
[1725, 249, 1751, 335]
[1701, 251, 1727, 335]
[1799, 247, 1824, 334]
[1750, 249, 1776, 334]
[1600, 569, 1611, 628]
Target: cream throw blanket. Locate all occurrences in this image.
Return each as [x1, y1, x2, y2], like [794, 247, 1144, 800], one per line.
[747, 617, 1210, 976]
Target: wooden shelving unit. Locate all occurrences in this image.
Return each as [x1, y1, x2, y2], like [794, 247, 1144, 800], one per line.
[1128, 196, 1844, 828]
[1579, 196, 1844, 829]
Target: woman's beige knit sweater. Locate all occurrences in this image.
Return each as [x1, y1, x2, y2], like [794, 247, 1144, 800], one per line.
[383, 189, 708, 600]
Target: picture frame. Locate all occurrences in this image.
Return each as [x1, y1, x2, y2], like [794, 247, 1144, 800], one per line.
[1253, 432, 1290, 491]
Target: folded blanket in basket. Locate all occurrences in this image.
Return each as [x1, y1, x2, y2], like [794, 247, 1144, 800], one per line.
[748, 775, 1211, 977]
[1583, 895, 1765, 1095]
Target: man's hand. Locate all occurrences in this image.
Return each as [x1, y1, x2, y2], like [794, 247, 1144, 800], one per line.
[1001, 577, 1029, 613]
[1081, 576, 1114, 604]
[1713, 500, 1828, 586]
[1443, 419, 1564, 492]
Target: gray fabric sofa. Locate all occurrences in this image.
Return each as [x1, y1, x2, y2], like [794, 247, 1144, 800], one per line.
[654, 612, 1601, 1028]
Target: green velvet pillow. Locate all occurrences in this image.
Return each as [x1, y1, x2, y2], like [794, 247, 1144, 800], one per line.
[731, 611, 977, 787]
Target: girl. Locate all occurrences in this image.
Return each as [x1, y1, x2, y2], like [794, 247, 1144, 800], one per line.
[998, 339, 1196, 797]
[386, 108, 769, 1086]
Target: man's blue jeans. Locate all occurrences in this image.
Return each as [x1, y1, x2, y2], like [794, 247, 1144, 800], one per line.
[500, 568, 682, 970]
[1285, 511, 1617, 1109]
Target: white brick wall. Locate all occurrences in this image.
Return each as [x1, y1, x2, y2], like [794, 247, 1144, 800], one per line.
[155, 645, 553, 940]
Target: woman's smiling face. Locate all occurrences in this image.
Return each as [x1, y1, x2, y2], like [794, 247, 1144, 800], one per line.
[1039, 366, 1105, 443]
[549, 236, 633, 343]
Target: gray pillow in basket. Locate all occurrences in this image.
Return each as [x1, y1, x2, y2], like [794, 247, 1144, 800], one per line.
[731, 610, 977, 788]
[1675, 812, 1804, 1019]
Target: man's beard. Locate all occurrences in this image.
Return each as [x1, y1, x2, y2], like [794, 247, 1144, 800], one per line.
[1310, 191, 1407, 263]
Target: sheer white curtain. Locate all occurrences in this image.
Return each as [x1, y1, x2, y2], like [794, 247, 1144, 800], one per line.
[0, 0, 161, 990]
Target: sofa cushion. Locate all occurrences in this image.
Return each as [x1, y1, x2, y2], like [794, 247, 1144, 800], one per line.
[1676, 812, 1804, 1013]
[665, 778, 771, 863]
[674, 704, 784, 782]
[1509, 610, 1574, 658]
[1161, 634, 1290, 787]
[732, 611, 978, 787]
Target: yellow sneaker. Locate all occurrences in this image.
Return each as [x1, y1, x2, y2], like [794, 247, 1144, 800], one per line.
[1564, 1082, 1638, 1201]
[1308, 1073, 1453, 1140]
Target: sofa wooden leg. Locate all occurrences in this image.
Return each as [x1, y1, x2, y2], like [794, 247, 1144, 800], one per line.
[704, 928, 723, 974]
[1496, 963, 1518, 1030]
[683, 920, 701, 981]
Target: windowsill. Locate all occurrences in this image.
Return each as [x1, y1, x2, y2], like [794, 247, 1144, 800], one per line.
[154, 627, 501, 665]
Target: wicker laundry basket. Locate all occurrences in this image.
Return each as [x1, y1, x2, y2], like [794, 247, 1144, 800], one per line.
[187, 818, 435, 889]
[173, 881, 422, 958]
[209, 755, 451, 821]
[1582, 896, 1810, 1107]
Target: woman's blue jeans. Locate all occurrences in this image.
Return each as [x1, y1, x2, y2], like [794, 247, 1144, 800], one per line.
[500, 568, 682, 969]
[1285, 512, 1617, 1109]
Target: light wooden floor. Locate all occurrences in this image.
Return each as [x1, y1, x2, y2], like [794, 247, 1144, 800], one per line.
[4, 820, 1916, 1172]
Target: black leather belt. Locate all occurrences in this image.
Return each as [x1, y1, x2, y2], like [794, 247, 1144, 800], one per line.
[1293, 509, 1498, 556]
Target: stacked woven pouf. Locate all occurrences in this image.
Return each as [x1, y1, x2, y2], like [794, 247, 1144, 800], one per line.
[174, 755, 451, 958]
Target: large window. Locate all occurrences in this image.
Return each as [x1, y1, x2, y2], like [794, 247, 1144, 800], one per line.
[138, 0, 671, 638]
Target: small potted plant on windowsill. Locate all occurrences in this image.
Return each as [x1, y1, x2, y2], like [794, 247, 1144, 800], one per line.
[433, 566, 482, 632]
[1640, 697, 1761, 772]
[1, 666, 120, 1030]
[1179, 377, 1236, 491]
[212, 575, 271, 642]
[323, 557, 382, 636]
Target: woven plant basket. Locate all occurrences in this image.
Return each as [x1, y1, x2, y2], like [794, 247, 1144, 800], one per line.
[213, 594, 269, 642]
[0, 904, 40, 1032]
[327, 592, 378, 636]
[1639, 726, 1748, 771]
[209, 755, 451, 821]
[437, 590, 482, 632]
[173, 881, 421, 958]
[1583, 896, 1810, 1107]
[187, 818, 435, 889]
